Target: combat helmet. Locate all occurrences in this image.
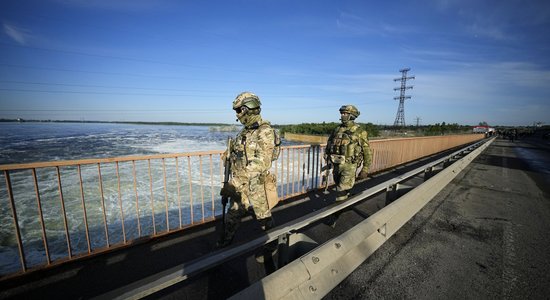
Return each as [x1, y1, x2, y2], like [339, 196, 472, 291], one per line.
[233, 91, 262, 126]
[339, 105, 360, 119]
[233, 92, 261, 111]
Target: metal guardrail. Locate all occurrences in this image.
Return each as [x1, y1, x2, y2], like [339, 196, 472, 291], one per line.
[232, 137, 494, 300]
[94, 137, 492, 300]
[0, 134, 484, 278]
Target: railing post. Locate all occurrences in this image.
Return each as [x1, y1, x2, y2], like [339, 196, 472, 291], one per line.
[115, 162, 127, 244]
[97, 163, 110, 247]
[4, 170, 27, 272]
[313, 145, 319, 189]
[77, 165, 92, 253]
[56, 166, 73, 257]
[32, 168, 51, 265]
[307, 146, 311, 190]
[132, 160, 142, 237]
[148, 159, 156, 235]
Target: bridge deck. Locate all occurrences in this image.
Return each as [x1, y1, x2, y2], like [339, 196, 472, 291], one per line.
[1, 137, 549, 299]
[326, 137, 550, 299]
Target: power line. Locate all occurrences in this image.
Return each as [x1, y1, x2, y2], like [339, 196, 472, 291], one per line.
[0, 79, 385, 101]
[0, 42, 333, 78]
[0, 80, 220, 93]
[0, 109, 225, 112]
[0, 62, 348, 85]
[0, 42, 248, 74]
[4, 10, 322, 69]
[0, 63, 273, 83]
[0, 88, 215, 97]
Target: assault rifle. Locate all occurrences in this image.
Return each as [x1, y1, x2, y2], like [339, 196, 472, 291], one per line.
[221, 137, 232, 232]
[321, 161, 332, 194]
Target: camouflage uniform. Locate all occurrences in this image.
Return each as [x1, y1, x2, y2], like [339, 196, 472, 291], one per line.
[325, 105, 371, 201]
[218, 92, 276, 248]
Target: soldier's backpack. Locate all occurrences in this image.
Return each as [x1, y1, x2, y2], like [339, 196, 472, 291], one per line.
[258, 123, 282, 162]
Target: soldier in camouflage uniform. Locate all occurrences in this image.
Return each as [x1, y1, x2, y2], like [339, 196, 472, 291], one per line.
[325, 105, 372, 201]
[218, 92, 277, 260]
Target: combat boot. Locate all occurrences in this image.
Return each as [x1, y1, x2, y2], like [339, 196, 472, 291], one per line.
[214, 210, 242, 250]
[255, 217, 277, 263]
[336, 190, 349, 201]
[214, 223, 236, 249]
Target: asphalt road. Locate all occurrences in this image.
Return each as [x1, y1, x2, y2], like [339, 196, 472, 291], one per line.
[326, 136, 550, 299]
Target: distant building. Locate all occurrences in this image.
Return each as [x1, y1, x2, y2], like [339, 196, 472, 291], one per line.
[472, 125, 495, 135]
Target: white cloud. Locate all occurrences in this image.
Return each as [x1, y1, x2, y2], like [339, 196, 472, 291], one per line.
[335, 10, 398, 37]
[431, 0, 550, 41]
[487, 62, 550, 88]
[3, 23, 31, 45]
[467, 23, 509, 41]
[408, 62, 550, 125]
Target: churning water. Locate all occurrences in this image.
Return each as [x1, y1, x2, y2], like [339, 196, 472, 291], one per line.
[0, 122, 233, 164]
[0, 122, 239, 275]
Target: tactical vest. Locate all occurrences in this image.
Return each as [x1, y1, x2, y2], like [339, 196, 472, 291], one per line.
[327, 124, 362, 163]
[231, 121, 279, 172]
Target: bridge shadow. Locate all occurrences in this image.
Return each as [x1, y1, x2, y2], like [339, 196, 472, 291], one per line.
[476, 154, 533, 172]
[491, 141, 550, 153]
[477, 138, 550, 173]
[0, 190, 335, 299]
[0, 218, 222, 299]
[1, 141, 488, 299]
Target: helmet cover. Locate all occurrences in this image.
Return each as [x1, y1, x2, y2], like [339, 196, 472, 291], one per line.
[233, 92, 261, 110]
[339, 105, 360, 118]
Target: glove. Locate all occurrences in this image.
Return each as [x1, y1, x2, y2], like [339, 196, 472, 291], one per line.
[357, 169, 369, 180]
[220, 183, 238, 198]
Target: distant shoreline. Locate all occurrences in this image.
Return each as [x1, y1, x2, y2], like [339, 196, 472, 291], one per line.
[0, 119, 233, 127]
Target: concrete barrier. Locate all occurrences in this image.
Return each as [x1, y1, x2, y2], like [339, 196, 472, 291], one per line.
[230, 138, 494, 299]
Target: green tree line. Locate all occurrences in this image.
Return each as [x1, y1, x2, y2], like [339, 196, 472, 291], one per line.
[276, 122, 477, 137]
[275, 122, 380, 137]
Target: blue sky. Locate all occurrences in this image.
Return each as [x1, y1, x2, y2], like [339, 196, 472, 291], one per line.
[1, 0, 549, 126]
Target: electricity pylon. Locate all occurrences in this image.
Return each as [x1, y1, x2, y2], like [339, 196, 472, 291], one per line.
[393, 68, 415, 127]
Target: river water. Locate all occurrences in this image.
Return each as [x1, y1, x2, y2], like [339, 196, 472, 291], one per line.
[0, 122, 242, 275]
[0, 122, 234, 165]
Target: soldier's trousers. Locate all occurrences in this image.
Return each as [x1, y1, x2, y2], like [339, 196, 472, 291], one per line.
[220, 177, 273, 246]
[332, 162, 357, 201]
